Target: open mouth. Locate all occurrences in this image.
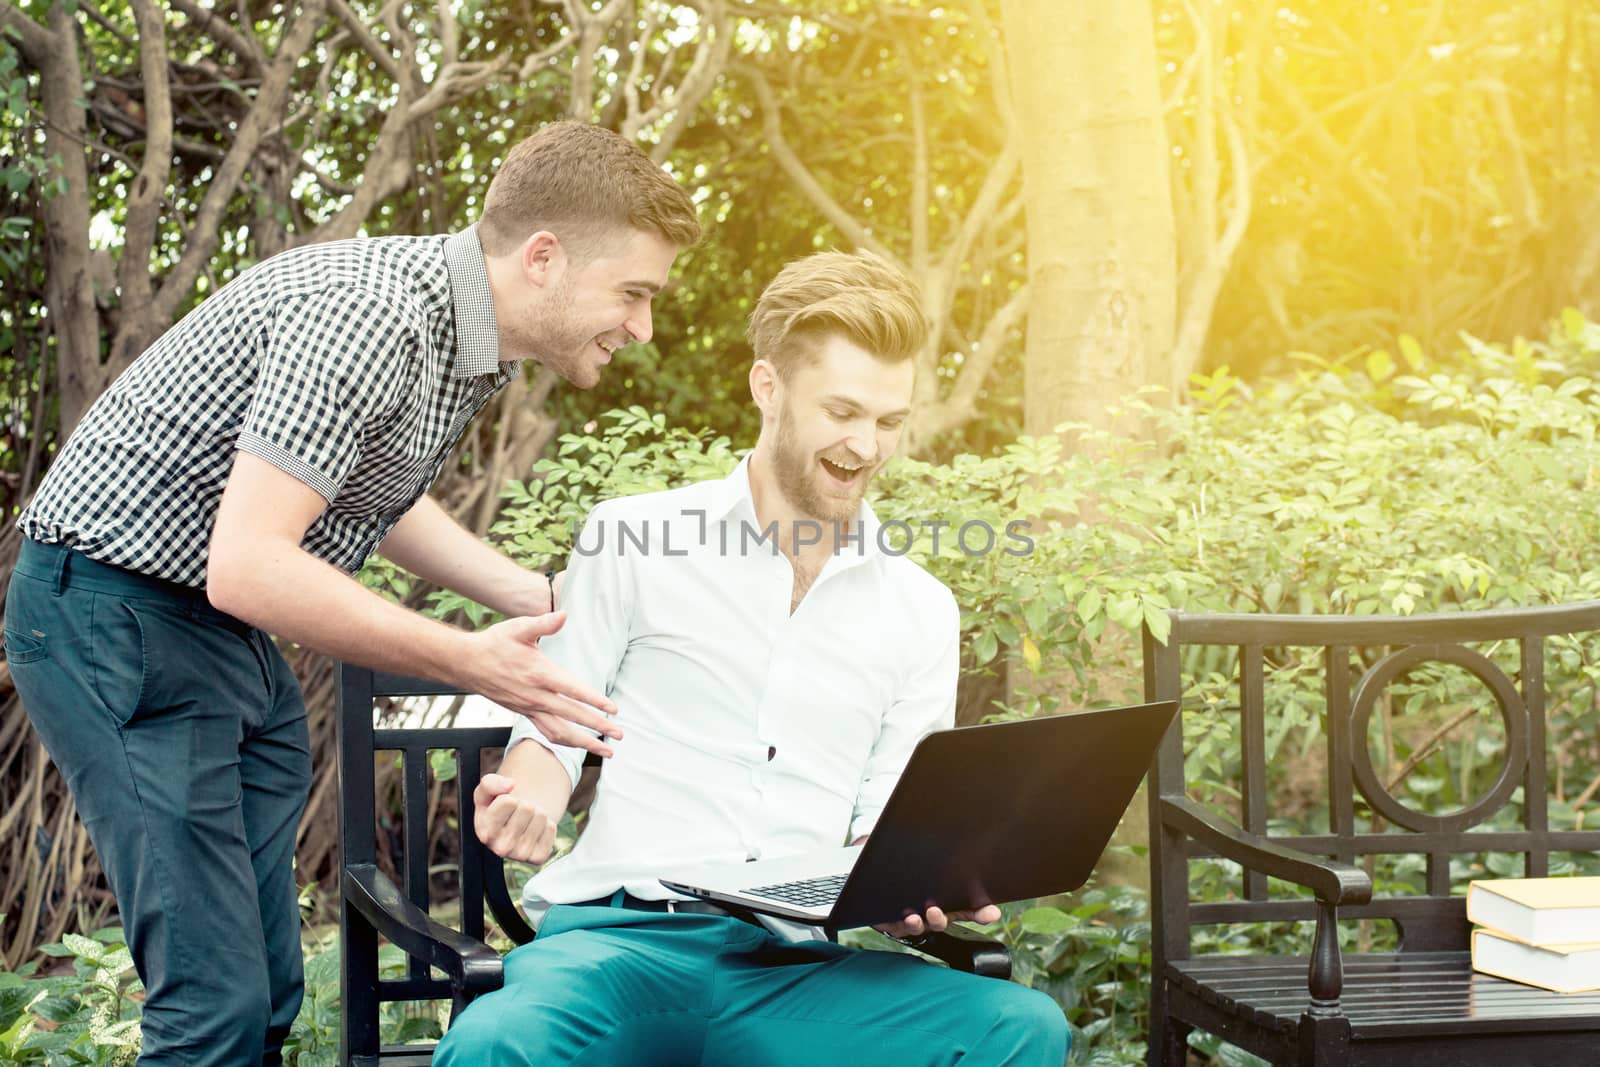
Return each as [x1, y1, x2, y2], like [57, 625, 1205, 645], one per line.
[594, 339, 618, 363]
[819, 457, 866, 486]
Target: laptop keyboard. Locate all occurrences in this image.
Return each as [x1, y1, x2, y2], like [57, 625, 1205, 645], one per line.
[746, 873, 847, 907]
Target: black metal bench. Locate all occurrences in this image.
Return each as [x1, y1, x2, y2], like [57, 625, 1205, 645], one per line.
[335, 665, 1012, 1067]
[1142, 601, 1600, 1066]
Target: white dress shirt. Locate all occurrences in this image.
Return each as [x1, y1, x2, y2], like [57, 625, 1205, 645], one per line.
[481, 456, 959, 917]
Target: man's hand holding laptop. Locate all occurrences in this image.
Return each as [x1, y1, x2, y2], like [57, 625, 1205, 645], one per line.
[853, 834, 1002, 938]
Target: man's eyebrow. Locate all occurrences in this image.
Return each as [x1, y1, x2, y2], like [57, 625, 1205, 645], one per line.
[822, 395, 912, 418]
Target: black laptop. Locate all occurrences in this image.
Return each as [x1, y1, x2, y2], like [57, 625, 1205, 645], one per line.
[658, 700, 1179, 929]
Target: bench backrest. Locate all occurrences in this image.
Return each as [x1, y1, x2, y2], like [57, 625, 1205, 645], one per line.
[1143, 601, 1600, 960]
[336, 666, 535, 1043]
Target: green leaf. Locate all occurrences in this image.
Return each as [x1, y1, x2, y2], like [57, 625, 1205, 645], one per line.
[1018, 906, 1076, 934]
[429, 749, 458, 783]
[1142, 602, 1172, 645]
[1561, 306, 1588, 343]
[1398, 333, 1424, 369]
[1365, 349, 1394, 382]
[1020, 635, 1041, 675]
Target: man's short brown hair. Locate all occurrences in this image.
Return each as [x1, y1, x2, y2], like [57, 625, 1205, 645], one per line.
[748, 251, 928, 376]
[478, 121, 702, 258]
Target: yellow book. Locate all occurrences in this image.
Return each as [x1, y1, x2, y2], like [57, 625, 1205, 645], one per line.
[1465, 876, 1600, 946]
[1471, 927, 1600, 994]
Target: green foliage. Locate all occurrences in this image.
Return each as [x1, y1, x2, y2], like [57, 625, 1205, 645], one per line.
[282, 936, 444, 1065]
[998, 887, 1153, 1065]
[0, 924, 442, 1066]
[0, 927, 141, 1066]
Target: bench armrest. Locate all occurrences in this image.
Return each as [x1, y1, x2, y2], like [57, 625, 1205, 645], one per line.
[344, 863, 504, 994]
[1162, 797, 1372, 906]
[895, 924, 1012, 980]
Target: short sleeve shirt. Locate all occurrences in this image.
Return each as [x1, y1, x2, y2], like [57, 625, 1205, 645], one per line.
[18, 227, 516, 587]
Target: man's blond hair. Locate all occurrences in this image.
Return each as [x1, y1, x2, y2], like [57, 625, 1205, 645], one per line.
[479, 121, 701, 258]
[748, 251, 928, 375]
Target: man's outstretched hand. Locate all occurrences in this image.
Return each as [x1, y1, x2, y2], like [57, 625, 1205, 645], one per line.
[459, 611, 622, 757]
[875, 903, 1002, 941]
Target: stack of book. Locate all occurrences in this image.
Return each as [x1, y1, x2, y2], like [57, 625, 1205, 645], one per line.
[1467, 875, 1600, 993]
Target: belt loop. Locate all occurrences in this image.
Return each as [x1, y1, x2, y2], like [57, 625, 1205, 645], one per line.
[608, 888, 625, 909]
[48, 545, 70, 598]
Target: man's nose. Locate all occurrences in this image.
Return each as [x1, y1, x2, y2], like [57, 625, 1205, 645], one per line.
[842, 428, 875, 462]
[626, 302, 653, 344]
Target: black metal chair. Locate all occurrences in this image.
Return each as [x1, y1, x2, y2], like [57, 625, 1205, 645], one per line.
[336, 664, 1012, 1067]
[1142, 602, 1600, 1067]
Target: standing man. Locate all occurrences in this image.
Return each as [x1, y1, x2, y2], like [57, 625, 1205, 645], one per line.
[3, 121, 700, 1065]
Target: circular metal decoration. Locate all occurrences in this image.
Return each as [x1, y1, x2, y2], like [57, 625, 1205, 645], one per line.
[1348, 643, 1528, 835]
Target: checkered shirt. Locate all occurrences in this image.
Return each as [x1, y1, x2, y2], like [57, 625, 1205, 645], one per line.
[18, 227, 517, 587]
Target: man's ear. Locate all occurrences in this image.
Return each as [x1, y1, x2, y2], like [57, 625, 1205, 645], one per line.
[750, 359, 781, 418]
[520, 231, 566, 289]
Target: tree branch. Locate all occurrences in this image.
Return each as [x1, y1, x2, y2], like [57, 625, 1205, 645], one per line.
[651, 4, 730, 161]
[945, 281, 1029, 422]
[966, 0, 1013, 131]
[621, 5, 662, 136]
[0, 5, 55, 68]
[436, 0, 460, 68]
[900, 41, 930, 272]
[327, 0, 402, 82]
[312, 81, 418, 242]
[118, 0, 175, 312]
[168, 0, 263, 74]
[1170, 100, 1250, 392]
[737, 63, 897, 263]
[939, 135, 1019, 299]
[148, 0, 328, 330]
[406, 56, 512, 120]
[517, 29, 575, 81]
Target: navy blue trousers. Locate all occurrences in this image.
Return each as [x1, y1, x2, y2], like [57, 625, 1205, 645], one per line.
[5, 539, 311, 1066]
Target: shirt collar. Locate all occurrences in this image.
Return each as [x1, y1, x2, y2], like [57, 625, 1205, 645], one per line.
[711, 454, 884, 561]
[443, 225, 504, 379]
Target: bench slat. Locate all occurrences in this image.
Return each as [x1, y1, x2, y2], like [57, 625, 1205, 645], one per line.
[1171, 952, 1600, 1039]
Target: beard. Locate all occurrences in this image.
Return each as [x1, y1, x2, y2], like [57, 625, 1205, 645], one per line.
[772, 401, 872, 525]
[525, 275, 607, 387]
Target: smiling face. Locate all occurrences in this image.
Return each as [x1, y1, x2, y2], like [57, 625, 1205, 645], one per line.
[503, 227, 679, 388]
[761, 333, 916, 524]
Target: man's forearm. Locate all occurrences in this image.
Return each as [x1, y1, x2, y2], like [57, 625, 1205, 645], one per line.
[500, 736, 576, 816]
[377, 495, 550, 617]
[209, 534, 477, 685]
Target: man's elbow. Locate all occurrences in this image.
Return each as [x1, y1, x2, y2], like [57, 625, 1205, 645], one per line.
[204, 537, 255, 618]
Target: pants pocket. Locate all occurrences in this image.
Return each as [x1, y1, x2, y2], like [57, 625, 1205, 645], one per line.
[92, 598, 158, 728]
[3, 626, 47, 663]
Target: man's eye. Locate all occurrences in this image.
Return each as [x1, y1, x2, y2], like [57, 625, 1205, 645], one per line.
[880, 420, 904, 430]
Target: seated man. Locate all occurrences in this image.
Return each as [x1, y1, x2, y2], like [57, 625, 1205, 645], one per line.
[438, 252, 1069, 1065]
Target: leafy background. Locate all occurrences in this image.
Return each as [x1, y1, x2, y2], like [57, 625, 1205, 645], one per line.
[5, 0, 1600, 1062]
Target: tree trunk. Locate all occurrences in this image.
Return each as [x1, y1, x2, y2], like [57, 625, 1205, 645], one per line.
[35, 3, 101, 437]
[1001, 0, 1176, 441]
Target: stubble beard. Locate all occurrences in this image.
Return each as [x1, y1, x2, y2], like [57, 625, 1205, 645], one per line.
[528, 275, 601, 387]
[772, 401, 868, 527]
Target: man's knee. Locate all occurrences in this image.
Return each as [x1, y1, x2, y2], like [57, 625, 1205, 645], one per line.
[974, 982, 1070, 1064]
[139, 969, 272, 1066]
[437, 1004, 533, 1067]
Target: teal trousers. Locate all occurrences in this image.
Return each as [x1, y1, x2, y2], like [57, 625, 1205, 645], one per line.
[435, 904, 1068, 1065]
[5, 539, 311, 1066]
